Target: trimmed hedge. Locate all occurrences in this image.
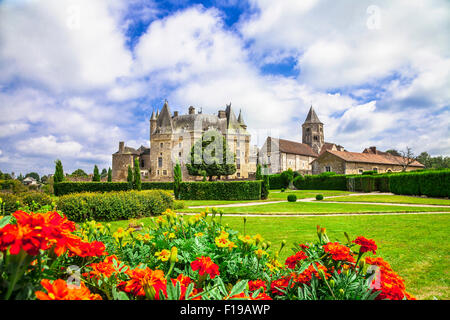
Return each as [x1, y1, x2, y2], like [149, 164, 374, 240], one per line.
[268, 174, 284, 190]
[56, 190, 173, 222]
[179, 181, 262, 200]
[54, 181, 174, 196]
[389, 173, 421, 196]
[0, 193, 21, 215]
[389, 170, 450, 197]
[287, 194, 297, 202]
[294, 174, 347, 190]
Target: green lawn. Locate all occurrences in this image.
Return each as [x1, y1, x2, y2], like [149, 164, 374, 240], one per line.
[176, 201, 450, 214]
[323, 194, 450, 206]
[108, 213, 450, 300]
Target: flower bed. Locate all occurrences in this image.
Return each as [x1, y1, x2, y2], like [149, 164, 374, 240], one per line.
[0, 209, 414, 300]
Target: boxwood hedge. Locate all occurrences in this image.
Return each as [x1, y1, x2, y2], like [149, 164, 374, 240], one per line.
[178, 181, 261, 200]
[54, 181, 174, 196]
[56, 190, 173, 222]
[294, 174, 347, 190]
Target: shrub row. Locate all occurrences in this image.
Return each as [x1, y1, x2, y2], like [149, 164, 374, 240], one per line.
[56, 190, 173, 222]
[389, 170, 449, 197]
[178, 181, 262, 200]
[294, 174, 347, 190]
[268, 174, 284, 190]
[54, 181, 174, 196]
[0, 191, 53, 215]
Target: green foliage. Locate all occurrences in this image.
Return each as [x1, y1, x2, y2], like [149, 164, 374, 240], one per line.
[0, 179, 28, 194]
[19, 192, 52, 209]
[294, 174, 347, 190]
[316, 194, 324, 201]
[0, 193, 22, 215]
[281, 188, 285, 192]
[133, 158, 142, 191]
[361, 170, 377, 175]
[186, 130, 236, 180]
[93, 165, 101, 182]
[179, 181, 262, 201]
[261, 165, 270, 200]
[54, 159, 64, 183]
[107, 168, 112, 182]
[127, 165, 133, 188]
[53, 181, 174, 196]
[268, 174, 284, 190]
[173, 162, 182, 200]
[417, 151, 450, 169]
[25, 172, 40, 182]
[255, 164, 262, 181]
[57, 190, 173, 222]
[287, 194, 297, 202]
[70, 169, 88, 178]
[280, 169, 294, 188]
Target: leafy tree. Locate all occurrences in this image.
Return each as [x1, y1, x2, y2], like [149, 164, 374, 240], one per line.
[17, 173, 24, 182]
[107, 167, 112, 182]
[41, 175, 48, 184]
[92, 165, 101, 182]
[101, 168, 108, 179]
[25, 172, 40, 182]
[261, 164, 270, 200]
[281, 169, 294, 189]
[255, 164, 262, 181]
[0, 171, 13, 180]
[127, 165, 133, 188]
[54, 159, 64, 183]
[133, 158, 142, 191]
[385, 149, 401, 157]
[173, 161, 182, 200]
[70, 169, 88, 178]
[186, 130, 236, 181]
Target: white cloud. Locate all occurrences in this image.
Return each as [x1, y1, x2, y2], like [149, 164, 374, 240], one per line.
[16, 135, 83, 157]
[0, 0, 132, 91]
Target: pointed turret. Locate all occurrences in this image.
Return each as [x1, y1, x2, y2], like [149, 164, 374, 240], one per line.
[237, 109, 247, 130]
[156, 100, 173, 133]
[225, 103, 240, 130]
[150, 110, 157, 135]
[303, 105, 322, 124]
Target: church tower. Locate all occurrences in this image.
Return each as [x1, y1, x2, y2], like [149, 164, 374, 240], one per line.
[302, 106, 324, 154]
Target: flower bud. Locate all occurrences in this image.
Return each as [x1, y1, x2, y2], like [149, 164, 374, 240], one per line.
[330, 279, 335, 287]
[318, 268, 327, 280]
[339, 289, 344, 295]
[170, 247, 178, 264]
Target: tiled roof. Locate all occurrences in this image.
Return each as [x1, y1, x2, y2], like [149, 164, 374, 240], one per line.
[324, 150, 424, 167]
[274, 138, 318, 157]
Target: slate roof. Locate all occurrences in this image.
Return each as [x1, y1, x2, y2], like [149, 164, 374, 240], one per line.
[267, 137, 318, 157]
[303, 106, 322, 124]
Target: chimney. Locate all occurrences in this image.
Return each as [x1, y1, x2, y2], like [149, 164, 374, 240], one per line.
[370, 146, 377, 154]
[188, 106, 195, 114]
[119, 141, 125, 153]
[173, 111, 179, 117]
[218, 110, 226, 118]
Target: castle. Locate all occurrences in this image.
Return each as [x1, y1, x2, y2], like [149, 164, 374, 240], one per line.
[113, 103, 423, 181]
[112, 101, 256, 181]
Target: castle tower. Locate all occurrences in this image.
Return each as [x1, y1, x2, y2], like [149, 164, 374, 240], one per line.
[302, 106, 324, 154]
[150, 110, 157, 137]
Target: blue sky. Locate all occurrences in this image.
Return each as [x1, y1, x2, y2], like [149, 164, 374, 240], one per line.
[0, 0, 449, 176]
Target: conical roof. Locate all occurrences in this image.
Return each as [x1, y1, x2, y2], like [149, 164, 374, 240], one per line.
[225, 103, 241, 130]
[303, 106, 322, 124]
[157, 100, 173, 132]
[150, 110, 156, 120]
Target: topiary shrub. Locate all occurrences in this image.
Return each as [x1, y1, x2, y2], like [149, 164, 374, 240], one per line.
[316, 194, 324, 201]
[281, 188, 285, 192]
[179, 181, 262, 201]
[287, 194, 297, 202]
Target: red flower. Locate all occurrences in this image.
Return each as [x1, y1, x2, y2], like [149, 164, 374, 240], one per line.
[323, 242, 355, 263]
[248, 279, 267, 292]
[119, 267, 167, 299]
[285, 250, 308, 269]
[171, 274, 202, 300]
[35, 279, 102, 300]
[83, 255, 125, 280]
[191, 256, 220, 279]
[353, 236, 377, 254]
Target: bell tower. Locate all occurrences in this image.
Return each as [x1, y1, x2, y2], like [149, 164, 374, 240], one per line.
[302, 106, 324, 154]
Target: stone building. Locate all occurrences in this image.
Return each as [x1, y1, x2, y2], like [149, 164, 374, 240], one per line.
[259, 106, 344, 174]
[112, 101, 253, 181]
[311, 146, 424, 174]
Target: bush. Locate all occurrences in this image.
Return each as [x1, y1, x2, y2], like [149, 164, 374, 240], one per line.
[56, 190, 173, 222]
[179, 181, 261, 201]
[0, 193, 22, 215]
[389, 172, 421, 196]
[54, 181, 174, 196]
[374, 175, 390, 192]
[18, 192, 53, 208]
[418, 170, 450, 197]
[0, 180, 28, 194]
[281, 188, 285, 192]
[316, 194, 324, 201]
[268, 174, 284, 190]
[294, 174, 347, 190]
[280, 169, 294, 188]
[287, 194, 297, 202]
[362, 170, 377, 175]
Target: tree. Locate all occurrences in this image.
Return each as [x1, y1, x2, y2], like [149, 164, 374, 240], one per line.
[71, 169, 88, 178]
[281, 169, 294, 189]
[399, 147, 416, 171]
[92, 165, 101, 181]
[25, 172, 40, 182]
[54, 159, 64, 183]
[107, 167, 112, 182]
[173, 161, 182, 200]
[255, 164, 262, 181]
[101, 168, 108, 179]
[385, 149, 401, 157]
[127, 165, 133, 188]
[133, 158, 141, 191]
[17, 173, 24, 182]
[186, 130, 236, 181]
[261, 164, 270, 200]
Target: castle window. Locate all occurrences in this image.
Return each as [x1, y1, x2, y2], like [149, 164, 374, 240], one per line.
[179, 152, 182, 157]
[325, 166, 331, 172]
[141, 159, 145, 168]
[373, 168, 378, 173]
[306, 128, 310, 132]
[158, 157, 163, 168]
[314, 135, 319, 141]
[359, 169, 364, 174]
[160, 143, 163, 148]
[163, 170, 167, 175]
[237, 172, 240, 178]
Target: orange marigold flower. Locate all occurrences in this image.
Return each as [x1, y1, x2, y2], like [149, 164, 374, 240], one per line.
[323, 242, 355, 263]
[191, 256, 220, 279]
[35, 279, 102, 300]
[119, 267, 167, 299]
[83, 255, 125, 280]
[248, 279, 267, 292]
[285, 250, 308, 269]
[353, 236, 377, 254]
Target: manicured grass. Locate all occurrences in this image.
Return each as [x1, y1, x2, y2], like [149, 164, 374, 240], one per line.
[176, 201, 450, 214]
[107, 213, 450, 300]
[324, 194, 450, 206]
[268, 190, 354, 200]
